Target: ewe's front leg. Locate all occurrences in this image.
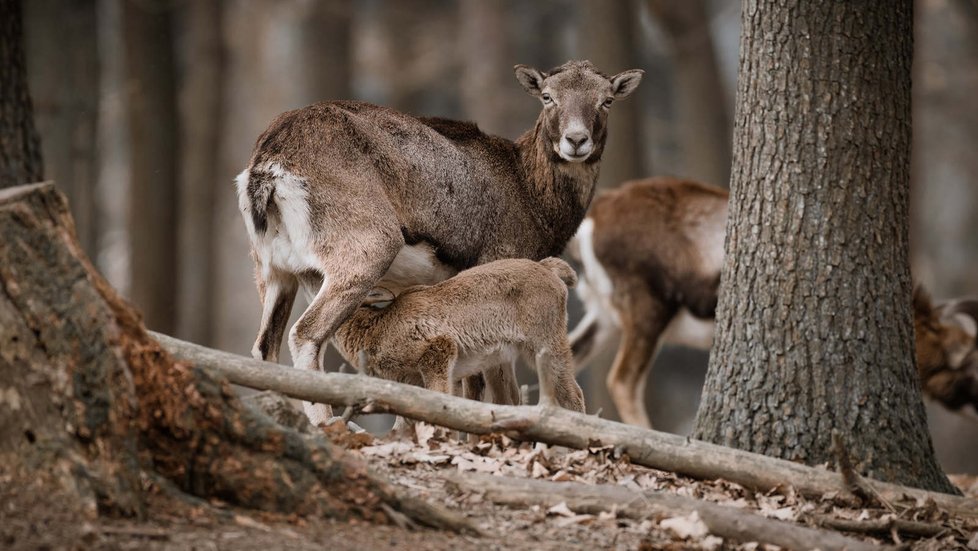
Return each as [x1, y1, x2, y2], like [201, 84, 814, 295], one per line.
[290, 233, 402, 426]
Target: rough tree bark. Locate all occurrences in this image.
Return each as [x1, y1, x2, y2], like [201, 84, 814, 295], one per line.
[22, 0, 99, 254]
[123, 0, 179, 334]
[0, 0, 43, 189]
[0, 183, 469, 531]
[646, 0, 731, 188]
[176, 0, 224, 345]
[692, 0, 957, 494]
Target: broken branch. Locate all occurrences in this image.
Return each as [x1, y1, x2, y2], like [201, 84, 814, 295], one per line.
[153, 332, 978, 520]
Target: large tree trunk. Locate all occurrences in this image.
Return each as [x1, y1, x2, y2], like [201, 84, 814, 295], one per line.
[22, 0, 99, 254]
[693, 0, 956, 494]
[0, 0, 43, 189]
[175, 0, 224, 346]
[0, 182, 468, 530]
[646, 0, 731, 188]
[123, 0, 179, 334]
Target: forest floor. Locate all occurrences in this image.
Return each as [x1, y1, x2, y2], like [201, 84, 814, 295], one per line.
[3, 415, 977, 551]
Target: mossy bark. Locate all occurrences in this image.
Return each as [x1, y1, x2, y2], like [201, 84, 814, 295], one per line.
[0, 182, 468, 529]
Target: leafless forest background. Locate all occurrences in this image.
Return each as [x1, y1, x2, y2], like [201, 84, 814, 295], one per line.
[21, 0, 978, 472]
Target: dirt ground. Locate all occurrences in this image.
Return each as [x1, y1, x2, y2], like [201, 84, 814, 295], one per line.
[3, 418, 977, 551]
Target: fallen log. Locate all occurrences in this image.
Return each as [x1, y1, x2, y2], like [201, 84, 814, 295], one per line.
[0, 182, 473, 533]
[154, 331, 978, 521]
[447, 473, 889, 551]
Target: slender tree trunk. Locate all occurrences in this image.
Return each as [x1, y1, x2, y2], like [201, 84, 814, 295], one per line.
[176, 0, 224, 345]
[0, 0, 42, 189]
[693, 0, 956, 494]
[22, 0, 99, 253]
[123, 0, 179, 334]
[646, 0, 731, 188]
[296, 0, 352, 104]
[579, 0, 645, 190]
[910, 0, 978, 475]
[576, 0, 647, 420]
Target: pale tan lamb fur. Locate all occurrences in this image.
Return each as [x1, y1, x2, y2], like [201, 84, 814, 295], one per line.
[332, 258, 585, 413]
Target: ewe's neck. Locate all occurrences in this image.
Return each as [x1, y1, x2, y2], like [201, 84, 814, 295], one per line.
[516, 119, 599, 228]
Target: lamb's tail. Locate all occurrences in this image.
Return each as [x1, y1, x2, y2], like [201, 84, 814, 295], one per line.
[235, 166, 276, 235]
[540, 257, 577, 288]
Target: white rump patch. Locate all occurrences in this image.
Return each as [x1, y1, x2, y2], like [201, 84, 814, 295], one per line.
[238, 161, 320, 278]
[573, 219, 619, 327]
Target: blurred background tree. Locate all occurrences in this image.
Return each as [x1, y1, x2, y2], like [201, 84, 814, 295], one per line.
[18, 0, 978, 473]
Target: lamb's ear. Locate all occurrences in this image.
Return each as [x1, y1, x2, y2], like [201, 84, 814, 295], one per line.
[514, 65, 545, 97]
[913, 284, 934, 319]
[610, 69, 644, 99]
[363, 287, 396, 309]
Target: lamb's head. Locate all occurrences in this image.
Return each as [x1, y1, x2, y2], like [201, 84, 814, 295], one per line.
[515, 60, 643, 163]
[913, 286, 978, 412]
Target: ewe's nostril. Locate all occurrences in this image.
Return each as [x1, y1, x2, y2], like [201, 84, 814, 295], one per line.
[564, 132, 589, 148]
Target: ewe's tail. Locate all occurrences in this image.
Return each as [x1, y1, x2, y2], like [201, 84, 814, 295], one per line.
[235, 166, 276, 235]
[540, 257, 577, 288]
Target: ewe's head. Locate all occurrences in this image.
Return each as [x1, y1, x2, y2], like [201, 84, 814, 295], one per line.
[515, 60, 643, 164]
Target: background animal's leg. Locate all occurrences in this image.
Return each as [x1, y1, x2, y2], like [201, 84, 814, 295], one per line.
[484, 362, 521, 405]
[289, 228, 403, 426]
[251, 270, 298, 363]
[606, 282, 675, 428]
[533, 344, 585, 412]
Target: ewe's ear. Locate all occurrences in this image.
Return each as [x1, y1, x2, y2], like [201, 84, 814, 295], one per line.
[514, 65, 545, 97]
[610, 69, 644, 99]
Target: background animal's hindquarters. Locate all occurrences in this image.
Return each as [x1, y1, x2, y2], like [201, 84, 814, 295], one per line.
[252, 270, 298, 363]
[569, 305, 622, 374]
[606, 283, 676, 428]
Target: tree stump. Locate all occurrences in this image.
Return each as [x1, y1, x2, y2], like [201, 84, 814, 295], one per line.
[0, 182, 469, 530]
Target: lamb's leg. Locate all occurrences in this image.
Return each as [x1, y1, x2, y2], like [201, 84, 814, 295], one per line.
[290, 230, 403, 427]
[605, 281, 675, 428]
[252, 269, 298, 363]
[534, 345, 585, 413]
[484, 362, 521, 405]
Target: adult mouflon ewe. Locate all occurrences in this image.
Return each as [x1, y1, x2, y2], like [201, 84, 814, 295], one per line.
[236, 60, 643, 424]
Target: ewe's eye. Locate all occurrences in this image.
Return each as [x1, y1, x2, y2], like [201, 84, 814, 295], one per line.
[602, 97, 614, 108]
[542, 93, 553, 104]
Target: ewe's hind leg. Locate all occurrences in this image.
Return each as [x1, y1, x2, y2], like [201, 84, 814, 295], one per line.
[290, 227, 403, 426]
[252, 269, 298, 363]
[606, 280, 676, 428]
[533, 344, 585, 413]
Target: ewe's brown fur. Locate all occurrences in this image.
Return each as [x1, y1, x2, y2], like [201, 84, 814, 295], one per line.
[332, 258, 585, 413]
